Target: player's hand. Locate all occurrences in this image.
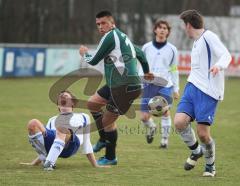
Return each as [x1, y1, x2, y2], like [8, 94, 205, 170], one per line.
[144, 73, 154, 81]
[210, 66, 221, 77]
[173, 92, 179, 100]
[79, 45, 89, 56]
[95, 165, 111, 168]
[19, 162, 40, 166]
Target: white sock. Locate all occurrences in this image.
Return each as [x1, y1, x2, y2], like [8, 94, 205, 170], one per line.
[28, 132, 47, 161]
[46, 138, 65, 165]
[142, 118, 156, 128]
[161, 116, 171, 139]
[201, 138, 215, 165]
[178, 124, 201, 154]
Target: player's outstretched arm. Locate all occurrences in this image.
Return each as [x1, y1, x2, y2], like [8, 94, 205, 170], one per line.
[86, 153, 110, 168]
[20, 157, 42, 166]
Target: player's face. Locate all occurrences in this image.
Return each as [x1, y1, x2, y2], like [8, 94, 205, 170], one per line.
[184, 23, 194, 39]
[57, 92, 74, 111]
[96, 16, 114, 35]
[154, 23, 169, 41]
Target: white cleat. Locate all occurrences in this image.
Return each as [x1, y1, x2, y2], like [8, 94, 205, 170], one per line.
[203, 165, 216, 177]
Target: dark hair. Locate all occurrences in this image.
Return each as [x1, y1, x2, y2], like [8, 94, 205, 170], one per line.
[180, 9, 204, 29]
[153, 19, 171, 37]
[96, 10, 113, 18]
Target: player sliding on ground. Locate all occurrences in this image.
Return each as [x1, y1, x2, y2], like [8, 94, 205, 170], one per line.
[21, 90, 109, 170]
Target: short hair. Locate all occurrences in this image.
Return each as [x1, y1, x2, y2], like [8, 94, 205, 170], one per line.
[96, 10, 113, 18]
[153, 19, 171, 37]
[180, 9, 204, 29]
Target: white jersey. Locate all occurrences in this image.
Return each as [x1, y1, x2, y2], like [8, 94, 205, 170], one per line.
[188, 30, 232, 100]
[46, 113, 93, 154]
[140, 41, 179, 92]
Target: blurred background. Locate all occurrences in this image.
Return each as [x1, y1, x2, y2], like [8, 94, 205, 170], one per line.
[0, 0, 239, 77]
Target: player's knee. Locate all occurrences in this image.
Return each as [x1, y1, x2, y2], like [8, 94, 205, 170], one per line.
[174, 116, 186, 131]
[87, 99, 94, 111]
[197, 131, 210, 143]
[27, 119, 40, 132]
[140, 113, 151, 122]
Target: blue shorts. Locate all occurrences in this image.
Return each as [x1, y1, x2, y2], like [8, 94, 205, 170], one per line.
[141, 84, 173, 112]
[177, 82, 218, 125]
[44, 128, 80, 158]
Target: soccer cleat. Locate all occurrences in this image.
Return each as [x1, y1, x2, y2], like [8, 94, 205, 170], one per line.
[203, 165, 216, 177]
[43, 161, 56, 171]
[160, 143, 168, 149]
[184, 150, 203, 171]
[146, 127, 156, 144]
[93, 141, 106, 153]
[97, 156, 118, 165]
[160, 138, 168, 149]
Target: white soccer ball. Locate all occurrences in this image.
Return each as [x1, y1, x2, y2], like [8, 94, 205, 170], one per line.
[148, 96, 170, 117]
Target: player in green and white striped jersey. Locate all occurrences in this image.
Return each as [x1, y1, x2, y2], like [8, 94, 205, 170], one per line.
[79, 10, 153, 165]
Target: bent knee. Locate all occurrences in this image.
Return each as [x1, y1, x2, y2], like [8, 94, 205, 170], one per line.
[27, 119, 44, 135]
[174, 115, 188, 130]
[27, 119, 40, 129]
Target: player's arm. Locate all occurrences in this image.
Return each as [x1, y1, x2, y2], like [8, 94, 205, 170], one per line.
[134, 45, 154, 80]
[169, 47, 180, 99]
[80, 115, 110, 168]
[79, 31, 115, 65]
[20, 156, 42, 166]
[206, 33, 232, 76]
[86, 153, 110, 168]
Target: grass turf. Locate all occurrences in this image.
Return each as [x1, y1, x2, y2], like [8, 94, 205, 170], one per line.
[0, 76, 239, 186]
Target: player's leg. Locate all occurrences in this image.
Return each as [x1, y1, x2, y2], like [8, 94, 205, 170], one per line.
[158, 87, 173, 148]
[97, 111, 118, 165]
[97, 85, 141, 165]
[140, 84, 157, 144]
[43, 127, 73, 170]
[27, 119, 47, 162]
[194, 91, 218, 177]
[141, 112, 156, 144]
[87, 86, 109, 152]
[160, 110, 171, 148]
[174, 113, 203, 170]
[174, 83, 203, 170]
[197, 124, 216, 177]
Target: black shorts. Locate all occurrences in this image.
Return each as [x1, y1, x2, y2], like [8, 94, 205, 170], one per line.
[97, 84, 141, 115]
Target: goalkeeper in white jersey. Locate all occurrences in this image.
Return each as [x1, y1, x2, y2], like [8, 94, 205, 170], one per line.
[140, 19, 179, 148]
[21, 91, 108, 170]
[174, 10, 232, 177]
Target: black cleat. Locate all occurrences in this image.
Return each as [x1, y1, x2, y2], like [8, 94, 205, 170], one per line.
[184, 150, 203, 171]
[160, 143, 168, 149]
[146, 127, 156, 144]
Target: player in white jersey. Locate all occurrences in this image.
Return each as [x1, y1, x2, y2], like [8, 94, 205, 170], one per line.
[174, 10, 232, 177]
[140, 19, 179, 148]
[21, 91, 108, 170]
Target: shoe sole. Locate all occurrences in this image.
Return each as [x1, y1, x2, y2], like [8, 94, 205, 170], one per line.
[203, 171, 216, 177]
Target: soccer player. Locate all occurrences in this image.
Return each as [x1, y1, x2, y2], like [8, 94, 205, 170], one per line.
[21, 91, 108, 170]
[140, 19, 179, 148]
[79, 10, 153, 165]
[174, 10, 232, 177]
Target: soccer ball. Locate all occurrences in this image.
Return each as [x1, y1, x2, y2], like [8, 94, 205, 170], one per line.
[148, 96, 170, 117]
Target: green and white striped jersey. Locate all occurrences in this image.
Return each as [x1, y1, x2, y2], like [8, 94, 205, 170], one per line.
[83, 28, 149, 87]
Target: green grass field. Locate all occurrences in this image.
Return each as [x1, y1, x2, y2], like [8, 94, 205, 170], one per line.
[0, 76, 240, 186]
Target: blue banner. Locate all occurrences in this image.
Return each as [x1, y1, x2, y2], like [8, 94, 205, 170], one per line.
[45, 48, 80, 76]
[0, 48, 3, 77]
[2, 47, 46, 77]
